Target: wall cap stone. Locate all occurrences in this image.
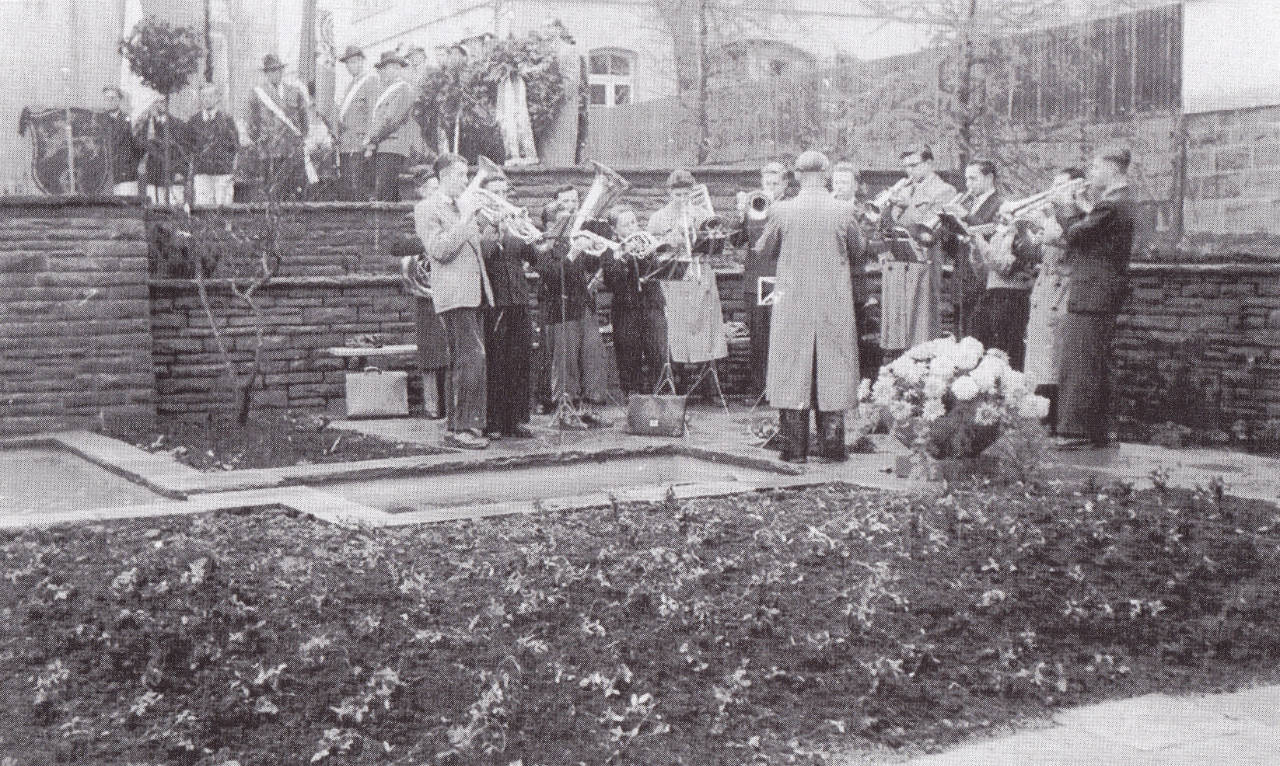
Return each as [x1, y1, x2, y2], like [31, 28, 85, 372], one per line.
[150, 274, 404, 290]
[1130, 261, 1280, 275]
[0, 195, 143, 209]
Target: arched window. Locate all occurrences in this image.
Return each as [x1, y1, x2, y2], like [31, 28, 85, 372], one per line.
[588, 48, 636, 107]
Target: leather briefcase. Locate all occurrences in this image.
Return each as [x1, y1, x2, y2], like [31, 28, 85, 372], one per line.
[626, 393, 687, 437]
[344, 367, 409, 419]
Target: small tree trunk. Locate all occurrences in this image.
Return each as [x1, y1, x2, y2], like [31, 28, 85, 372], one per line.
[695, 0, 710, 165]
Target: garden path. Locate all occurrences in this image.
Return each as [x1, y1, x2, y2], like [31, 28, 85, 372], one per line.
[841, 685, 1280, 765]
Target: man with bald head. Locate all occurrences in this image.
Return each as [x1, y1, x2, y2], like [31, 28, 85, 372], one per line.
[754, 150, 867, 463]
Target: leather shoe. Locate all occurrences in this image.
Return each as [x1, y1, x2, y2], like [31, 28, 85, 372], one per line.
[445, 430, 489, 450]
[503, 425, 536, 438]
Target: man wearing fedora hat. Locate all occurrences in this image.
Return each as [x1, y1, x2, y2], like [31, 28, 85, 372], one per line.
[336, 45, 379, 200]
[248, 53, 308, 200]
[365, 50, 417, 202]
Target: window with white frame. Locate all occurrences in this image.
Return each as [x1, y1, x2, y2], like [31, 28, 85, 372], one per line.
[588, 48, 635, 107]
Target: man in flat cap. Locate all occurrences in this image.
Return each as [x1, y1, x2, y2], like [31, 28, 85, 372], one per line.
[248, 53, 308, 200]
[336, 45, 379, 199]
[365, 51, 417, 202]
[755, 149, 867, 463]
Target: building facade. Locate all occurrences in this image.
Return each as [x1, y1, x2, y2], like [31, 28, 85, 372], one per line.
[328, 0, 934, 105]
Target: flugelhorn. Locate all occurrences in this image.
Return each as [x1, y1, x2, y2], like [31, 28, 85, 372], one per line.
[620, 230, 660, 258]
[570, 228, 621, 257]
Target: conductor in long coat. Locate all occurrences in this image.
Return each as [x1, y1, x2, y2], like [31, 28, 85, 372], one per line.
[757, 150, 867, 464]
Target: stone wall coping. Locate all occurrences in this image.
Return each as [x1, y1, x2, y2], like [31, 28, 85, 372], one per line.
[0, 195, 143, 209]
[166, 201, 416, 215]
[150, 274, 404, 290]
[1129, 261, 1280, 275]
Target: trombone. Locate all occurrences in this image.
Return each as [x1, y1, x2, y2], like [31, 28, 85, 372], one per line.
[1001, 177, 1087, 220]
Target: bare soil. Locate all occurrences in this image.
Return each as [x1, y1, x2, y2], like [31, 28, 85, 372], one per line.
[1, 478, 1278, 765]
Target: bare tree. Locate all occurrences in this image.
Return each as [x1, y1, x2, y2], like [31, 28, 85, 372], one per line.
[645, 0, 796, 164]
[155, 198, 294, 425]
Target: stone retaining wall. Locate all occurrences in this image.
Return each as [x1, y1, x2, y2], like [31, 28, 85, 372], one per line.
[0, 197, 154, 434]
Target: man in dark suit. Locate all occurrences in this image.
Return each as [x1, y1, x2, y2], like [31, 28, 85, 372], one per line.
[479, 171, 536, 438]
[248, 54, 308, 201]
[1056, 147, 1136, 449]
[189, 84, 240, 206]
[943, 158, 1003, 337]
[98, 86, 141, 196]
[135, 95, 190, 206]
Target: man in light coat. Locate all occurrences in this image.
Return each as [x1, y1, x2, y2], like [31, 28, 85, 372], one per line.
[336, 45, 380, 200]
[365, 51, 417, 202]
[879, 145, 956, 355]
[756, 150, 867, 463]
[415, 153, 494, 449]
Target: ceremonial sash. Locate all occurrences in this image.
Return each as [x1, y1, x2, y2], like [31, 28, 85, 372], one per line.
[253, 86, 319, 184]
[253, 86, 302, 137]
[373, 79, 411, 115]
[339, 72, 375, 123]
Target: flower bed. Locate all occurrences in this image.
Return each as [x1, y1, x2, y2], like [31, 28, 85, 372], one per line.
[109, 413, 446, 471]
[2, 480, 1278, 764]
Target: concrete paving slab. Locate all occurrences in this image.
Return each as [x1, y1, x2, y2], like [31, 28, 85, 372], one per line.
[1055, 692, 1252, 751]
[0, 446, 164, 514]
[893, 722, 1162, 765]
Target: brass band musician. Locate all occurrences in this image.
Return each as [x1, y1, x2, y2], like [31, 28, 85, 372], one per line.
[646, 169, 729, 373]
[735, 161, 793, 397]
[600, 206, 668, 395]
[876, 145, 956, 356]
[942, 159, 1004, 337]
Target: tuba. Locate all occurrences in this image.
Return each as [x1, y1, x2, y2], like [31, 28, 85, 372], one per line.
[568, 161, 631, 241]
[401, 253, 433, 298]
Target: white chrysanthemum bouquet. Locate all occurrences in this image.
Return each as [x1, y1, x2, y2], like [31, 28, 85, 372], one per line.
[858, 336, 1051, 459]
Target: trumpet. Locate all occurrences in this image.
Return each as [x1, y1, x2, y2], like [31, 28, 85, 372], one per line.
[742, 189, 771, 222]
[868, 177, 911, 213]
[1002, 178, 1087, 220]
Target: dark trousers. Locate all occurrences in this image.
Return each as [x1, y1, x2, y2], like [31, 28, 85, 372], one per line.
[339, 152, 373, 201]
[257, 152, 305, 201]
[373, 152, 404, 202]
[485, 304, 532, 434]
[973, 288, 1031, 370]
[440, 307, 487, 433]
[546, 316, 608, 404]
[748, 305, 772, 397]
[778, 345, 845, 462]
[611, 305, 668, 394]
[1058, 311, 1116, 444]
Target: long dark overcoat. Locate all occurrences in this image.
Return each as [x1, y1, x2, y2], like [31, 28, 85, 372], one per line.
[756, 189, 866, 411]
